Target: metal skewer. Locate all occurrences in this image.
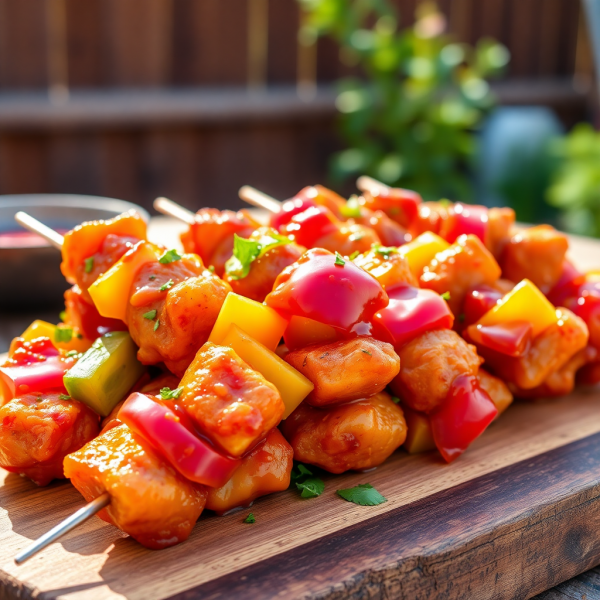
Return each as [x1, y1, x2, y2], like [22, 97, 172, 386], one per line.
[153, 197, 197, 225]
[15, 211, 64, 249]
[238, 185, 282, 213]
[14, 493, 110, 565]
[356, 175, 389, 197]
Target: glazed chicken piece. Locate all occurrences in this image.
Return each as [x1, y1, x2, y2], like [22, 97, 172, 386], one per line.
[390, 329, 482, 413]
[0, 393, 99, 486]
[281, 392, 407, 474]
[285, 338, 400, 407]
[180, 208, 260, 276]
[420, 234, 501, 316]
[126, 254, 231, 376]
[478, 308, 588, 390]
[178, 342, 284, 457]
[411, 201, 449, 236]
[223, 227, 306, 302]
[349, 208, 409, 247]
[500, 225, 569, 293]
[353, 248, 418, 289]
[477, 368, 513, 415]
[359, 187, 423, 229]
[486, 207, 516, 258]
[60, 210, 147, 302]
[64, 423, 207, 549]
[311, 222, 381, 257]
[206, 428, 293, 514]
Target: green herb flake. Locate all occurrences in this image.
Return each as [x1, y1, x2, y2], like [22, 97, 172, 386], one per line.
[84, 257, 94, 274]
[160, 279, 175, 292]
[244, 513, 256, 524]
[65, 350, 80, 358]
[334, 251, 346, 267]
[391, 396, 401, 404]
[337, 483, 387, 506]
[441, 291, 451, 301]
[373, 244, 398, 257]
[296, 477, 325, 499]
[208, 265, 215, 273]
[54, 326, 73, 344]
[225, 233, 292, 280]
[59, 394, 71, 401]
[361, 349, 372, 356]
[143, 310, 157, 320]
[149, 275, 156, 281]
[159, 249, 182, 264]
[154, 319, 160, 332]
[291, 463, 313, 483]
[160, 387, 183, 400]
[59, 311, 67, 322]
[340, 195, 363, 218]
[349, 250, 360, 260]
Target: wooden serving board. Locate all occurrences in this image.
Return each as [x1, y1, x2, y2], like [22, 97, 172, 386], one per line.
[0, 233, 599, 600]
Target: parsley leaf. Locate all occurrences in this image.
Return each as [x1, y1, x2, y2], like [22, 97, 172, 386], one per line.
[154, 319, 160, 331]
[65, 350, 80, 358]
[244, 513, 256, 524]
[59, 310, 67, 322]
[296, 477, 325, 499]
[208, 265, 215, 273]
[361, 349, 372, 356]
[391, 396, 401, 404]
[373, 244, 398, 257]
[334, 251, 345, 266]
[54, 326, 73, 343]
[84, 257, 94, 274]
[337, 483, 387, 506]
[291, 463, 313, 483]
[340, 196, 362, 218]
[225, 233, 292, 280]
[160, 387, 183, 400]
[160, 279, 175, 292]
[349, 250, 360, 260]
[159, 249, 182, 264]
[441, 291, 451, 301]
[59, 394, 71, 400]
[149, 275, 156, 281]
[143, 310, 157, 320]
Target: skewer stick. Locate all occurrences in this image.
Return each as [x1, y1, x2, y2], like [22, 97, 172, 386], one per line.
[14, 492, 110, 565]
[153, 197, 197, 226]
[238, 186, 282, 213]
[356, 175, 390, 196]
[15, 211, 64, 249]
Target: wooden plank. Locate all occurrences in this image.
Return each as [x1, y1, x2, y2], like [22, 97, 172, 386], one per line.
[1, 388, 600, 599]
[0, 135, 49, 195]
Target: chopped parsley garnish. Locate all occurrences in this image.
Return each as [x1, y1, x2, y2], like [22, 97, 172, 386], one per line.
[349, 251, 360, 260]
[159, 249, 182, 264]
[373, 244, 398, 258]
[361, 349, 372, 356]
[59, 311, 67, 322]
[340, 195, 362, 218]
[160, 279, 175, 292]
[291, 463, 313, 483]
[225, 233, 292, 280]
[160, 387, 183, 400]
[391, 396, 401, 404]
[84, 257, 94, 274]
[54, 326, 73, 344]
[244, 513, 256, 524]
[154, 319, 160, 331]
[149, 275, 156, 281]
[296, 477, 325, 499]
[65, 350, 80, 358]
[59, 394, 71, 401]
[336, 483, 387, 506]
[143, 310, 157, 320]
[334, 252, 345, 266]
[208, 265, 215, 273]
[441, 291, 451, 301]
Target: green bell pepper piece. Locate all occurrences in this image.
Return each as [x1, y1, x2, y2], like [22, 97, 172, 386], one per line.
[64, 331, 145, 416]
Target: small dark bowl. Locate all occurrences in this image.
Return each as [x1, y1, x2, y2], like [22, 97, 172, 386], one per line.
[0, 195, 150, 310]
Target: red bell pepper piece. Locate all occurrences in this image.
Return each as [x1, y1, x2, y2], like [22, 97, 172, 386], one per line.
[371, 284, 454, 349]
[366, 187, 422, 229]
[120, 392, 241, 488]
[0, 358, 70, 404]
[265, 248, 388, 333]
[282, 206, 339, 249]
[465, 321, 533, 357]
[547, 260, 585, 306]
[442, 203, 489, 245]
[430, 374, 498, 463]
[462, 285, 504, 326]
[271, 196, 318, 231]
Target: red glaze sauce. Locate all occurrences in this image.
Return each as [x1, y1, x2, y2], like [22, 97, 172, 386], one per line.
[282, 206, 339, 249]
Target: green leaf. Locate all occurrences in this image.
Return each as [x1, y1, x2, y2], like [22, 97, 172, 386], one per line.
[59, 394, 71, 401]
[391, 396, 401, 404]
[159, 249, 182, 264]
[54, 326, 73, 344]
[84, 257, 94, 274]
[373, 244, 398, 257]
[225, 233, 292, 280]
[160, 279, 175, 292]
[296, 477, 325, 499]
[349, 250, 360, 260]
[441, 291, 451, 301]
[160, 387, 183, 400]
[154, 319, 160, 332]
[59, 311, 67, 322]
[340, 195, 363, 218]
[65, 350, 80, 358]
[143, 310, 157, 320]
[337, 483, 387, 506]
[291, 463, 314, 483]
[243, 513, 256, 524]
[334, 251, 346, 266]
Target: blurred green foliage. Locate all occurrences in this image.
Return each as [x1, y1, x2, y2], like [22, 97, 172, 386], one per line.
[546, 123, 600, 237]
[298, 0, 510, 200]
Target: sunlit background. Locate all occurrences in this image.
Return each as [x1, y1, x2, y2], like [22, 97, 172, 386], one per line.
[0, 0, 597, 235]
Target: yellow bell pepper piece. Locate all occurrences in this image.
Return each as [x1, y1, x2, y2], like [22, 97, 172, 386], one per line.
[222, 325, 313, 419]
[209, 292, 287, 351]
[399, 232, 450, 278]
[9, 320, 56, 356]
[476, 279, 558, 338]
[8, 320, 91, 357]
[283, 316, 338, 350]
[403, 407, 436, 454]
[89, 241, 159, 322]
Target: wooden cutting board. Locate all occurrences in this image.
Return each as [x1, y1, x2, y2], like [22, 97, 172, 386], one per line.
[0, 234, 599, 600]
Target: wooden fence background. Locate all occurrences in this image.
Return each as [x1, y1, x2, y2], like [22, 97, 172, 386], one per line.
[0, 0, 592, 212]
